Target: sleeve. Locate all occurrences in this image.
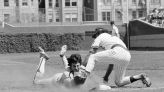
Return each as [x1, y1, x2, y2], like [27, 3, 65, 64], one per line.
[91, 35, 101, 48]
[61, 55, 70, 70]
[115, 27, 119, 34]
[113, 27, 120, 38]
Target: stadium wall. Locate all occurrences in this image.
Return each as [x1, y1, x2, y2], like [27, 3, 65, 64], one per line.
[129, 20, 164, 50]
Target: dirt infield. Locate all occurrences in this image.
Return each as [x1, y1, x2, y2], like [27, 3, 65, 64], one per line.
[0, 51, 164, 92]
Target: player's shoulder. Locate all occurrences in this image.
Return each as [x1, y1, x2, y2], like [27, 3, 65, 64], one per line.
[100, 33, 111, 36]
[104, 33, 112, 38]
[94, 33, 111, 42]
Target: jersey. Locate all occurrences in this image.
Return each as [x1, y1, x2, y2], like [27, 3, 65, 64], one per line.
[53, 65, 85, 87]
[91, 33, 127, 50]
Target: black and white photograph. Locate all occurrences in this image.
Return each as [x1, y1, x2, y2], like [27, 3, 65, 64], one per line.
[0, 0, 164, 92]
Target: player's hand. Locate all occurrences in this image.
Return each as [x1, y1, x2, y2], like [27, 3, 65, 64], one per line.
[74, 68, 87, 78]
[74, 76, 86, 85]
[60, 45, 67, 57]
[74, 67, 88, 85]
[89, 48, 98, 54]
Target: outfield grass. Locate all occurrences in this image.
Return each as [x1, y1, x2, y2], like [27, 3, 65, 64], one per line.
[0, 50, 164, 92]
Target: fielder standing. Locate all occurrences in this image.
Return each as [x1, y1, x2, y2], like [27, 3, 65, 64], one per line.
[84, 28, 151, 88]
[111, 21, 120, 38]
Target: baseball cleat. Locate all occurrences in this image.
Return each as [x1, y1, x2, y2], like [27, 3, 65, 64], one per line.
[38, 47, 49, 60]
[103, 77, 108, 84]
[60, 45, 67, 57]
[141, 73, 152, 87]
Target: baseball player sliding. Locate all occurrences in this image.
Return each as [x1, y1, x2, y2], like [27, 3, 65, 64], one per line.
[33, 45, 87, 88]
[83, 28, 151, 88]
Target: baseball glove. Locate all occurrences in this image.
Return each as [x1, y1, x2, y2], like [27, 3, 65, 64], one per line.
[73, 66, 88, 85]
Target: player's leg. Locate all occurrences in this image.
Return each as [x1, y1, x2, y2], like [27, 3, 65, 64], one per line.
[85, 50, 116, 89]
[83, 50, 114, 84]
[34, 74, 53, 85]
[103, 64, 114, 83]
[114, 64, 151, 87]
[33, 47, 49, 84]
[112, 47, 131, 86]
[113, 47, 140, 86]
[113, 48, 151, 87]
[114, 62, 131, 87]
[85, 49, 116, 73]
[130, 73, 151, 87]
[34, 73, 63, 85]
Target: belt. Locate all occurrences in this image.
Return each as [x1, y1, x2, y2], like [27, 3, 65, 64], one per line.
[111, 44, 128, 51]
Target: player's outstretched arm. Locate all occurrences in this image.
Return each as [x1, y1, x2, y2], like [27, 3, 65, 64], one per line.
[59, 45, 69, 70]
[61, 55, 69, 70]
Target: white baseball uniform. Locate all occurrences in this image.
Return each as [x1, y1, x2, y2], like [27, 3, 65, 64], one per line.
[85, 33, 131, 86]
[35, 57, 85, 88]
[52, 69, 75, 87]
[112, 25, 120, 38]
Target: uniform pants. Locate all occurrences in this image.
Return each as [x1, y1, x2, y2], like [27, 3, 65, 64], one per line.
[85, 47, 131, 86]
